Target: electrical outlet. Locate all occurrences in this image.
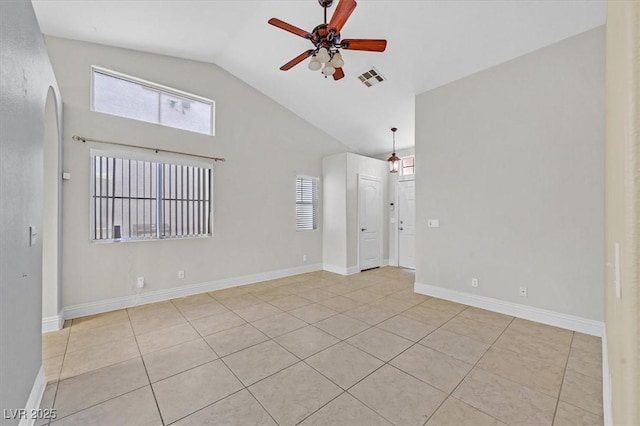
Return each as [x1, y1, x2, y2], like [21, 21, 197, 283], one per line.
[137, 276, 145, 288]
[302, 255, 308, 262]
[519, 286, 528, 297]
[471, 278, 479, 288]
[178, 270, 185, 279]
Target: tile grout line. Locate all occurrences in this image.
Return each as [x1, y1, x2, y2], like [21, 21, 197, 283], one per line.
[551, 331, 576, 424]
[240, 273, 416, 423]
[124, 307, 167, 426]
[341, 305, 473, 426]
[205, 284, 408, 424]
[53, 269, 578, 426]
[180, 290, 342, 425]
[45, 270, 410, 425]
[48, 321, 154, 422]
[328, 302, 506, 424]
[293, 298, 436, 425]
[43, 321, 71, 426]
[215, 347, 281, 426]
[419, 314, 518, 426]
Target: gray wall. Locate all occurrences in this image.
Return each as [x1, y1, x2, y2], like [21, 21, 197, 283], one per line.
[0, 0, 62, 419]
[415, 27, 605, 320]
[44, 36, 347, 308]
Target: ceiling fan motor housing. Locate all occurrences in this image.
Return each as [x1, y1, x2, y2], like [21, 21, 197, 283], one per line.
[311, 24, 341, 51]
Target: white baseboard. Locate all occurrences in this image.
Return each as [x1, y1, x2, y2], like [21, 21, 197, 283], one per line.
[322, 264, 359, 276]
[18, 366, 46, 426]
[63, 263, 322, 320]
[602, 328, 613, 426]
[414, 282, 604, 337]
[42, 311, 64, 334]
[323, 261, 391, 276]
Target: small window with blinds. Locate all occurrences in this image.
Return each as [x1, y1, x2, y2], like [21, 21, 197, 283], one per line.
[296, 176, 318, 231]
[91, 151, 213, 242]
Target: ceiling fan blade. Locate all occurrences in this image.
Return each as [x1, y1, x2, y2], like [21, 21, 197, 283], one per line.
[328, 0, 357, 33]
[268, 18, 311, 39]
[333, 67, 345, 81]
[341, 39, 387, 52]
[280, 50, 314, 71]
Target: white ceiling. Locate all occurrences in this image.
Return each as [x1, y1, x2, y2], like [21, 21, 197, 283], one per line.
[32, 0, 606, 155]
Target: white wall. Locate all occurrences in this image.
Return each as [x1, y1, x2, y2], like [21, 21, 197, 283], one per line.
[322, 152, 388, 274]
[415, 27, 605, 321]
[0, 0, 62, 420]
[322, 153, 347, 272]
[45, 36, 347, 308]
[346, 153, 389, 269]
[603, 2, 640, 424]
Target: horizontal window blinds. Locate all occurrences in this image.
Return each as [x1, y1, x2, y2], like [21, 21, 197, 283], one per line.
[296, 177, 318, 231]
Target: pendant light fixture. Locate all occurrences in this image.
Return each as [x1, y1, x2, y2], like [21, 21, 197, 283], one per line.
[387, 127, 400, 173]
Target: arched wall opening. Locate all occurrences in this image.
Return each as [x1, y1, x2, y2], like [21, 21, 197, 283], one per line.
[42, 86, 62, 329]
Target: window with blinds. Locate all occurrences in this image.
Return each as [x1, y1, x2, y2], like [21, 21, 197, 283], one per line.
[91, 152, 212, 242]
[296, 176, 318, 231]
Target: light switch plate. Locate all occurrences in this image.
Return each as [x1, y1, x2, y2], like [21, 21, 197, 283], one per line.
[614, 243, 621, 299]
[427, 219, 440, 228]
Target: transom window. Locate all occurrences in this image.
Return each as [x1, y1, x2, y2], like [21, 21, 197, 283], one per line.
[401, 156, 415, 176]
[296, 176, 318, 231]
[92, 67, 215, 136]
[91, 150, 213, 242]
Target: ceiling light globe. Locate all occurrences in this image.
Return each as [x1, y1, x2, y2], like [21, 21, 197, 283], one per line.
[308, 59, 322, 71]
[330, 57, 344, 68]
[322, 66, 336, 76]
[317, 48, 330, 63]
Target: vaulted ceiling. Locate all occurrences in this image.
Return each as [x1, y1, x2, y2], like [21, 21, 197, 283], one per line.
[32, 0, 606, 155]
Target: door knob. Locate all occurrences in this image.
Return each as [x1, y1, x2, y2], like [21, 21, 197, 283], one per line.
[361, 228, 367, 232]
[399, 227, 404, 231]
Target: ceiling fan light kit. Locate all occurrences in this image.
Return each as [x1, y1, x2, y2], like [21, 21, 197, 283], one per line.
[268, 0, 387, 80]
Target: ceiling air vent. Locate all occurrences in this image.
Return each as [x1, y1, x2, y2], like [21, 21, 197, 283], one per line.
[357, 68, 385, 87]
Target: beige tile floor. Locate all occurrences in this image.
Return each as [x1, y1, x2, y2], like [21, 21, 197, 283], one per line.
[40, 267, 604, 426]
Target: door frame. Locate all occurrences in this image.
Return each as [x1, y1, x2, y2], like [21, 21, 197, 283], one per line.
[357, 174, 383, 272]
[395, 176, 416, 269]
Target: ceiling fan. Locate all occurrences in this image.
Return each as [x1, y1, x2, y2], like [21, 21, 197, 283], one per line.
[268, 0, 387, 80]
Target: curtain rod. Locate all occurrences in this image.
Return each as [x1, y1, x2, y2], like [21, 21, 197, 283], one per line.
[72, 135, 226, 162]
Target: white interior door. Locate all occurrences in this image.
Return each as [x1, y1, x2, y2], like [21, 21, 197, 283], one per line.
[358, 175, 382, 271]
[398, 180, 416, 269]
